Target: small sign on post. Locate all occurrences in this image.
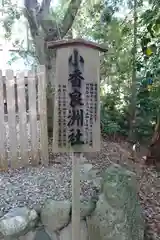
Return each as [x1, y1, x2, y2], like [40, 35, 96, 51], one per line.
[47, 38, 107, 240]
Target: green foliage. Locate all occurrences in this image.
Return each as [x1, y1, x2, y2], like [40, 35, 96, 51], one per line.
[2, 1, 21, 39]
[99, 0, 160, 141]
[100, 94, 128, 136]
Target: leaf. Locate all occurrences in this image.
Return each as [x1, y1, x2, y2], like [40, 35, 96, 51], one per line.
[146, 47, 153, 56]
[122, 26, 130, 35]
[141, 9, 155, 24]
[152, 23, 160, 35]
[88, 0, 101, 6]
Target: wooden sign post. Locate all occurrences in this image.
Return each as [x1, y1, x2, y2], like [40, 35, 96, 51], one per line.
[47, 38, 107, 240]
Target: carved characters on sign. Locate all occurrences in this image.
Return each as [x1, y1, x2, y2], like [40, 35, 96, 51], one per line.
[68, 49, 85, 146]
[68, 109, 84, 127]
[68, 128, 84, 145]
[57, 84, 67, 147]
[85, 83, 98, 146]
[68, 69, 84, 88]
[69, 89, 83, 108]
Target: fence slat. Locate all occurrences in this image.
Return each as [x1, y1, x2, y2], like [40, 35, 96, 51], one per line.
[0, 71, 7, 169]
[38, 66, 48, 165]
[5, 70, 18, 168]
[17, 71, 28, 166]
[28, 70, 39, 165]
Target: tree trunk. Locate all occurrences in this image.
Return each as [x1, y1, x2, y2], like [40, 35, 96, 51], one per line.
[24, 0, 82, 136]
[128, 0, 137, 143]
[32, 35, 56, 137]
[146, 117, 160, 168]
[46, 55, 56, 137]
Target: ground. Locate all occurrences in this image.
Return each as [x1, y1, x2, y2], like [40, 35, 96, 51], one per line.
[0, 134, 159, 239]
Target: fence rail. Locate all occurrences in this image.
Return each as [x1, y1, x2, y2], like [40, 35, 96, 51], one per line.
[0, 65, 48, 169]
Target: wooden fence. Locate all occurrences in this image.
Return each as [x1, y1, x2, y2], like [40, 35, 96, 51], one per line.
[0, 65, 48, 169]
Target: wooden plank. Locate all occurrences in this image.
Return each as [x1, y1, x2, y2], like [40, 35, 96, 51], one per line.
[16, 71, 28, 166]
[52, 46, 101, 153]
[0, 70, 7, 169]
[47, 38, 107, 52]
[5, 70, 18, 168]
[37, 65, 48, 165]
[72, 153, 80, 240]
[28, 70, 39, 165]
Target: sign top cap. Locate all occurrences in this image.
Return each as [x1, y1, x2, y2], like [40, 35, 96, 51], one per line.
[46, 38, 107, 52]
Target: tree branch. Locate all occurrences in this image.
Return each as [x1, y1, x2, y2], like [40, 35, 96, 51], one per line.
[24, 0, 39, 10]
[60, 0, 82, 38]
[24, 0, 40, 37]
[24, 0, 82, 54]
[24, 0, 54, 37]
[39, 0, 51, 17]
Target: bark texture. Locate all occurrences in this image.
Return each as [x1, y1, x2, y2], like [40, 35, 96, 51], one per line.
[146, 118, 160, 169]
[24, 0, 82, 136]
[128, 0, 137, 143]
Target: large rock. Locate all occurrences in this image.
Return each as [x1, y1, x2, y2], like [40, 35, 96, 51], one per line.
[80, 163, 100, 181]
[59, 220, 88, 240]
[41, 199, 71, 233]
[87, 164, 144, 240]
[70, 196, 96, 221]
[19, 230, 36, 240]
[35, 228, 58, 240]
[0, 207, 38, 238]
[80, 199, 96, 220]
[9, 228, 58, 240]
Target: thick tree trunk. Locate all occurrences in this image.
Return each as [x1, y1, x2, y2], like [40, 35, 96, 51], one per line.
[128, 0, 137, 143]
[32, 35, 56, 137]
[45, 55, 56, 137]
[24, 0, 82, 137]
[146, 117, 160, 168]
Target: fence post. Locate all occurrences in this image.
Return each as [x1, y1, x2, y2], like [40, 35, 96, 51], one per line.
[6, 70, 18, 168]
[28, 70, 39, 165]
[0, 70, 7, 169]
[38, 65, 49, 165]
[17, 71, 28, 166]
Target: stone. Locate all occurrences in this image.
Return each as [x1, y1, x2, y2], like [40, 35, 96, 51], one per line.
[80, 163, 99, 181]
[0, 232, 3, 240]
[35, 229, 58, 240]
[70, 196, 97, 220]
[33, 204, 42, 216]
[87, 164, 145, 240]
[19, 230, 36, 240]
[92, 177, 102, 190]
[0, 207, 38, 237]
[41, 199, 71, 233]
[59, 220, 88, 240]
[80, 199, 96, 220]
[0, 212, 4, 219]
[81, 163, 93, 173]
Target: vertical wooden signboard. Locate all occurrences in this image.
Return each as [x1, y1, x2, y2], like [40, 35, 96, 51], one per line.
[47, 38, 106, 240]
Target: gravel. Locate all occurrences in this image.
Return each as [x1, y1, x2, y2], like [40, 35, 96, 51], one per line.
[0, 118, 95, 214]
[0, 157, 96, 214]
